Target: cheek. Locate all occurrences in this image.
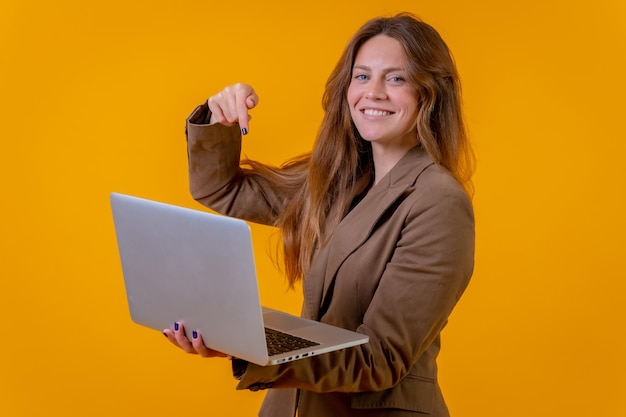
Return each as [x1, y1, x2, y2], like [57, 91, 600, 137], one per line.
[346, 88, 360, 117]
[346, 86, 357, 107]
[397, 88, 416, 103]
[399, 93, 420, 118]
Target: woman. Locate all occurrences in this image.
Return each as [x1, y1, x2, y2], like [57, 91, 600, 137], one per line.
[164, 13, 475, 417]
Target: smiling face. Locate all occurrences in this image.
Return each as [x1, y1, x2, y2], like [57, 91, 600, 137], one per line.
[347, 35, 420, 152]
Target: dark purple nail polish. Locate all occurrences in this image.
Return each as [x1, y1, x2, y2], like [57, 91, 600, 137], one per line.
[174, 322, 179, 331]
[241, 128, 248, 135]
[192, 330, 198, 339]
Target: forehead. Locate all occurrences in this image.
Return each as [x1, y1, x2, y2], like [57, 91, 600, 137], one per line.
[353, 35, 407, 68]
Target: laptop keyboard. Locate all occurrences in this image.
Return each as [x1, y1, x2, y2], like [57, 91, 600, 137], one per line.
[264, 327, 320, 356]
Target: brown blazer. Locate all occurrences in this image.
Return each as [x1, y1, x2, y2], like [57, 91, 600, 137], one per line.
[186, 104, 475, 417]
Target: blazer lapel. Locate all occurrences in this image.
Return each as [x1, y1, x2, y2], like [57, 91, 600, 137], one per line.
[301, 242, 330, 319]
[314, 147, 435, 316]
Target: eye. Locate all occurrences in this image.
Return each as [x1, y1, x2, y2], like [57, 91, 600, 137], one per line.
[353, 73, 369, 81]
[388, 75, 406, 83]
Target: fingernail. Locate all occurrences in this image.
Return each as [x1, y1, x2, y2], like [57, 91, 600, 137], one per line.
[192, 330, 198, 339]
[163, 332, 168, 338]
[241, 128, 248, 135]
[174, 322, 179, 331]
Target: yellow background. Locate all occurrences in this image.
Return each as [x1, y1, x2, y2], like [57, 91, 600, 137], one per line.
[1, 0, 625, 416]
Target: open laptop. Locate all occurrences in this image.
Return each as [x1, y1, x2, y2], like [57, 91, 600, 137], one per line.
[110, 192, 368, 366]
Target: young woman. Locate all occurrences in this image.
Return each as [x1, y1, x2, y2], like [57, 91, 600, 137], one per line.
[164, 13, 475, 417]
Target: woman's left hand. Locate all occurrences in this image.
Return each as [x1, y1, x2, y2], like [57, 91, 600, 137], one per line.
[162, 322, 228, 358]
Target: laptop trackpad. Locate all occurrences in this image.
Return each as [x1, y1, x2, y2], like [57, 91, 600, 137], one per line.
[262, 308, 316, 331]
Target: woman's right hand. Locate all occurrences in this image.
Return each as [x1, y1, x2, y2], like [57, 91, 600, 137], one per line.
[207, 83, 258, 135]
[163, 322, 228, 358]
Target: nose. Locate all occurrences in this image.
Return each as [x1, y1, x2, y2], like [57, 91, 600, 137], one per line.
[366, 79, 387, 100]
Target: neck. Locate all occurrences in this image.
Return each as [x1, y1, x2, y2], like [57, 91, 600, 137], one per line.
[371, 143, 415, 185]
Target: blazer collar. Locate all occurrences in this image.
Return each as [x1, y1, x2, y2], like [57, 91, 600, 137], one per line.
[304, 146, 435, 319]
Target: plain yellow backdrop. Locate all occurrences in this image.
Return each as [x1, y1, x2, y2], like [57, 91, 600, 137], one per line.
[1, 0, 625, 416]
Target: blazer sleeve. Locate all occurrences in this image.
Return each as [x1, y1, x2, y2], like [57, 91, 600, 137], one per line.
[186, 103, 287, 226]
[235, 173, 475, 393]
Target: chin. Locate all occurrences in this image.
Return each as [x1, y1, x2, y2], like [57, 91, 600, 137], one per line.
[358, 133, 388, 143]
[355, 128, 382, 142]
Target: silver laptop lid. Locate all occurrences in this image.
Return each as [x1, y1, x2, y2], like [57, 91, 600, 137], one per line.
[110, 192, 269, 365]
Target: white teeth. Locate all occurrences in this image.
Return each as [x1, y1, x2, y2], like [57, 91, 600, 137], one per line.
[363, 109, 391, 117]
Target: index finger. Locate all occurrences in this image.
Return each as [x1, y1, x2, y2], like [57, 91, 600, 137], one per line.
[238, 90, 258, 135]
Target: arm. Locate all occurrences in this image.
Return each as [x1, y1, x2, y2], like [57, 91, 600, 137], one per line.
[235, 174, 475, 392]
[185, 85, 289, 225]
[165, 85, 293, 352]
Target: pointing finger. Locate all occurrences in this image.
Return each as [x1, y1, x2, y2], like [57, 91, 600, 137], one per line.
[238, 88, 259, 135]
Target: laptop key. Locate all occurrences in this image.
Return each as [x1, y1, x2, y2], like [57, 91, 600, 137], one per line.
[265, 327, 320, 356]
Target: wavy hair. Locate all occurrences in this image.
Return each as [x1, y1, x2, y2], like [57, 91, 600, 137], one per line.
[244, 13, 474, 286]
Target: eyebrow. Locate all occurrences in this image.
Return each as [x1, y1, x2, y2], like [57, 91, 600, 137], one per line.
[352, 65, 407, 72]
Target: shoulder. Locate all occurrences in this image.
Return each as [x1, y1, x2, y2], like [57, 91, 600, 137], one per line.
[400, 164, 475, 238]
[391, 147, 469, 202]
[407, 157, 471, 207]
[418, 163, 468, 198]
[383, 146, 474, 224]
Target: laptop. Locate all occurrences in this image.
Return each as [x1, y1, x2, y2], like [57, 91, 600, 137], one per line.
[110, 192, 368, 366]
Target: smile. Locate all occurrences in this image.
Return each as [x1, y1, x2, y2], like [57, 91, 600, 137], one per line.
[362, 109, 393, 117]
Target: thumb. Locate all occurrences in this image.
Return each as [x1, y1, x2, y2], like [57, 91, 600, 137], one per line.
[246, 95, 257, 110]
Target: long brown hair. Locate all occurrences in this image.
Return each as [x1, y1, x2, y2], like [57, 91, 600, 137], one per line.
[244, 13, 474, 286]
